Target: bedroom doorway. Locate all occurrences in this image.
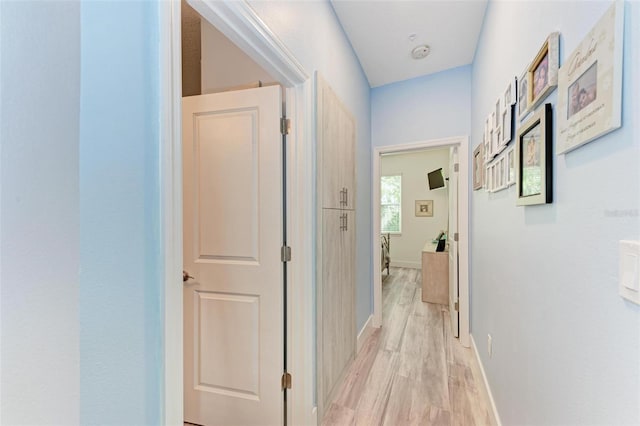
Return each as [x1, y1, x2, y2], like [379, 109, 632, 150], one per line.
[372, 136, 470, 347]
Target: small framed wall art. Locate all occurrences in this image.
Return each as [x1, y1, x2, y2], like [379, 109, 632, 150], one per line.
[506, 146, 516, 187]
[516, 103, 553, 206]
[415, 200, 434, 217]
[528, 32, 560, 109]
[557, 1, 623, 154]
[473, 143, 484, 190]
[517, 67, 530, 122]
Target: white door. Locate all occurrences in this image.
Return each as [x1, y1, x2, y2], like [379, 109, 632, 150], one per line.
[182, 86, 283, 426]
[448, 147, 460, 337]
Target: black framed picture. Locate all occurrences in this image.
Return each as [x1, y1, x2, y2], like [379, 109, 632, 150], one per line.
[516, 103, 553, 206]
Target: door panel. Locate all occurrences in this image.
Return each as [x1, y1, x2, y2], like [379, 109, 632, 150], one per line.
[183, 86, 283, 426]
[448, 148, 459, 338]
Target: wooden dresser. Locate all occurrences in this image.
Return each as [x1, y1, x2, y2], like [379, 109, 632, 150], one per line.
[421, 242, 449, 305]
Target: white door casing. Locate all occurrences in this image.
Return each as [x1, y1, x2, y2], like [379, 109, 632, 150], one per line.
[448, 147, 459, 337]
[161, 1, 316, 425]
[182, 86, 283, 426]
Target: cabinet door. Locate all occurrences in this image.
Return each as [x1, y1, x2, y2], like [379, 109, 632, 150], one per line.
[340, 211, 356, 365]
[340, 106, 356, 210]
[319, 78, 344, 209]
[320, 209, 344, 403]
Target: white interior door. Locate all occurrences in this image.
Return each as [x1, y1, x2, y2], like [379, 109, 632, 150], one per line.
[448, 147, 460, 338]
[182, 86, 283, 426]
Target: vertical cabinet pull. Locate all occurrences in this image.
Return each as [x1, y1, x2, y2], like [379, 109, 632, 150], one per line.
[339, 188, 348, 207]
[339, 213, 348, 231]
[344, 188, 348, 207]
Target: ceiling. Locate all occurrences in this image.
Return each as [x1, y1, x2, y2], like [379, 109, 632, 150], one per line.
[331, 0, 488, 88]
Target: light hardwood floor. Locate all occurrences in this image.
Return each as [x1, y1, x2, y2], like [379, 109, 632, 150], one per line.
[322, 267, 494, 426]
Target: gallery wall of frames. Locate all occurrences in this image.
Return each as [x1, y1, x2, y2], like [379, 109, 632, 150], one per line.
[472, 1, 624, 206]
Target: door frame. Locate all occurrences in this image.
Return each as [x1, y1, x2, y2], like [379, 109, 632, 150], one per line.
[159, 1, 317, 424]
[372, 136, 470, 347]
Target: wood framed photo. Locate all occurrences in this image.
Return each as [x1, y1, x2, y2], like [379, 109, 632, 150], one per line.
[517, 67, 530, 122]
[415, 200, 434, 217]
[528, 32, 560, 109]
[506, 146, 516, 187]
[516, 103, 553, 206]
[473, 143, 484, 190]
[557, 1, 623, 154]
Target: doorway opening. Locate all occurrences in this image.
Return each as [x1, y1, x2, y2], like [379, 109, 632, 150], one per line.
[160, 1, 315, 425]
[371, 137, 470, 347]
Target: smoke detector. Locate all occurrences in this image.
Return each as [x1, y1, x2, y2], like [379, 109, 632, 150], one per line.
[411, 45, 431, 60]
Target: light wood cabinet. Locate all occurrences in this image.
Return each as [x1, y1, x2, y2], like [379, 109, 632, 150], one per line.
[317, 75, 356, 210]
[421, 243, 449, 305]
[316, 74, 356, 421]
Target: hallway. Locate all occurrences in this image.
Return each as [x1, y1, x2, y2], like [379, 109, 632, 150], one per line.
[322, 268, 493, 426]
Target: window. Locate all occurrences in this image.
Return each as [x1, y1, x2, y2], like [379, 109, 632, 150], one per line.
[381, 175, 401, 233]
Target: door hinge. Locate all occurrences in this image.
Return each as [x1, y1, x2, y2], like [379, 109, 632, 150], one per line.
[453, 163, 459, 172]
[281, 372, 292, 390]
[454, 232, 459, 242]
[454, 300, 459, 311]
[280, 117, 291, 135]
[281, 245, 292, 262]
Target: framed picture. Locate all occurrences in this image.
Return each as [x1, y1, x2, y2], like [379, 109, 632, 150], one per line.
[473, 143, 484, 190]
[517, 67, 530, 122]
[494, 97, 501, 128]
[506, 146, 516, 186]
[493, 125, 504, 156]
[484, 119, 490, 161]
[557, 1, 623, 154]
[504, 77, 517, 107]
[516, 103, 553, 206]
[485, 164, 492, 192]
[415, 200, 434, 217]
[527, 32, 560, 109]
[500, 78, 516, 147]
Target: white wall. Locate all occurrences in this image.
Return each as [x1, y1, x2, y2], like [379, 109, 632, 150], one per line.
[0, 2, 80, 424]
[79, 2, 162, 424]
[201, 19, 275, 93]
[471, 2, 640, 424]
[247, 0, 373, 331]
[381, 149, 449, 268]
[372, 65, 471, 148]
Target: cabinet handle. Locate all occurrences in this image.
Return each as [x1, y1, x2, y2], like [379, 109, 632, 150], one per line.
[344, 188, 348, 206]
[344, 213, 348, 231]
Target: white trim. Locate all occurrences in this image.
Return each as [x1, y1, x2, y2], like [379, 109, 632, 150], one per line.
[470, 335, 503, 426]
[356, 315, 374, 353]
[372, 136, 470, 347]
[187, 0, 308, 87]
[160, 1, 183, 424]
[160, 1, 316, 425]
[389, 261, 421, 269]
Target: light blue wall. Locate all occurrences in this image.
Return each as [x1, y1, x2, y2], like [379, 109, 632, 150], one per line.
[471, 1, 640, 424]
[0, 2, 80, 424]
[248, 0, 373, 331]
[79, 1, 162, 424]
[372, 66, 472, 148]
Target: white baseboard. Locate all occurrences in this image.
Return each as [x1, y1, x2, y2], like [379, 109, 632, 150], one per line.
[356, 315, 375, 353]
[470, 334, 502, 426]
[389, 260, 421, 269]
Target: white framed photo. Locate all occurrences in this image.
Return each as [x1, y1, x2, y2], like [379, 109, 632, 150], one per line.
[557, 1, 623, 154]
[517, 67, 531, 122]
[506, 146, 516, 187]
[485, 164, 492, 192]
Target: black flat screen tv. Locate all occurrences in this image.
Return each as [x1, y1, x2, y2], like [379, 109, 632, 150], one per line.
[427, 168, 445, 190]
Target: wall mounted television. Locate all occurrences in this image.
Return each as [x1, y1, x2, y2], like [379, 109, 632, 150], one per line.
[427, 168, 445, 190]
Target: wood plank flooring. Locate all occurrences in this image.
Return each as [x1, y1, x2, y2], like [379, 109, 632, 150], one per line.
[322, 267, 494, 426]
